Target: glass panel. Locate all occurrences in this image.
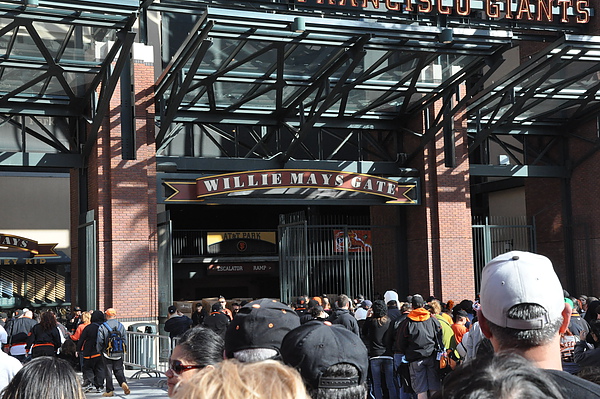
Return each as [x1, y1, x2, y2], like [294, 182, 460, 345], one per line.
[0, 18, 15, 57]
[0, 68, 47, 95]
[44, 76, 70, 98]
[23, 116, 69, 153]
[11, 25, 44, 60]
[285, 44, 340, 79]
[346, 89, 397, 114]
[213, 82, 276, 110]
[183, 85, 208, 106]
[32, 21, 70, 60]
[480, 99, 511, 120]
[330, 58, 363, 81]
[517, 98, 573, 120]
[60, 26, 99, 63]
[231, 43, 277, 75]
[282, 84, 318, 108]
[372, 56, 420, 83]
[197, 38, 276, 75]
[548, 61, 600, 92]
[242, 90, 277, 110]
[64, 71, 94, 97]
[515, 64, 554, 90]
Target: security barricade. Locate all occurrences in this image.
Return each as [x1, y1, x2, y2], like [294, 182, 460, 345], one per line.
[124, 330, 172, 379]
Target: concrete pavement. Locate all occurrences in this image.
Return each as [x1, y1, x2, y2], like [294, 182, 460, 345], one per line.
[83, 369, 168, 399]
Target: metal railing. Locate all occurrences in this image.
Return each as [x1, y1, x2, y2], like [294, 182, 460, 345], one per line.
[472, 216, 535, 293]
[124, 330, 172, 379]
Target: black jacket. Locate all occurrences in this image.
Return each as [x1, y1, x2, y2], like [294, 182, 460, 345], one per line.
[76, 311, 104, 359]
[329, 309, 360, 336]
[395, 308, 443, 362]
[362, 317, 394, 357]
[26, 324, 61, 353]
[192, 310, 207, 327]
[202, 312, 230, 339]
[164, 315, 192, 338]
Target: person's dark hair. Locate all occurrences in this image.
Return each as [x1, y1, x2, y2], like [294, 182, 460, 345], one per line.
[386, 300, 398, 308]
[433, 352, 564, 399]
[588, 320, 600, 347]
[1, 357, 84, 399]
[454, 310, 468, 323]
[39, 311, 57, 331]
[310, 363, 368, 399]
[176, 326, 224, 366]
[91, 310, 105, 324]
[411, 294, 425, 309]
[371, 300, 387, 318]
[569, 296, 581, 312]
[308, 299, 320, 310]
[460, 299, 475, 314]
[60, 339, 77, 357]
[584, 300, 600, 323]
[310, 305, 325, 318]
[400, 303, 411, 313]
[486, 303, 563, 350]
[577, 366, 600, 386]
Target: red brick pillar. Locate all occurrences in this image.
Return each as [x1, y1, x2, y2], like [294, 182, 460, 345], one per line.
[406, 103, 475, 303]
[85, 43, 158, 320]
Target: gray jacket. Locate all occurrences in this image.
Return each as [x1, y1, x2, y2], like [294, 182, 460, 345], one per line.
[96, 319, 127, 360]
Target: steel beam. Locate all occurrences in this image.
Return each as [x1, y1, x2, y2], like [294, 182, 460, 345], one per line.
[469, 164, 567, 178]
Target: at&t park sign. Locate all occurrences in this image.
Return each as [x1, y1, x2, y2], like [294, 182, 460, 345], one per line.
[163, 169, 418, 205]
[298, 0, 592, 23]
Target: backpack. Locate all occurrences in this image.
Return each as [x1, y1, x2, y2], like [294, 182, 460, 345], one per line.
[102, 322, 126, 357]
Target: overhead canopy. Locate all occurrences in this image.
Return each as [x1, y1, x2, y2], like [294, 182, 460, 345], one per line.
[154, 6, 514, 155]
[0, 0, 138, 167]
[468, 34, 600, 177]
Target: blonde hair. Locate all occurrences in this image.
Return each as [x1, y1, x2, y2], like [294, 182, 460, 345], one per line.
[173, 359, 310, 399]
[81, 312, 91, 324]
[429, 300, 442, 315]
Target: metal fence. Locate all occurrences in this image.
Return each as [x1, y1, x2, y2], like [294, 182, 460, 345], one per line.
[472, 216, 535, 293]
[123, 330, 171, 378]
[279, 222, 374, 304]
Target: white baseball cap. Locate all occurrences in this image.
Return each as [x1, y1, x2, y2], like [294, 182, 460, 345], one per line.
[480, 251, 565, 330]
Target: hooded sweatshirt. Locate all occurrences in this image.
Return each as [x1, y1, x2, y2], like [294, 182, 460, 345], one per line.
[395, 308, 443, 362]
[76, 311, 104, 359]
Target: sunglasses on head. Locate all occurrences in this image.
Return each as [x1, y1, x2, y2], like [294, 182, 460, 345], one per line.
[169, 359, 205, 374]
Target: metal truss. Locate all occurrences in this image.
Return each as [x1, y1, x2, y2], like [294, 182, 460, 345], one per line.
[468, 34, 600, 177]
[0, 0, 138, 168]
[159, 122, 405, 167]
[154, 6, 513, 168]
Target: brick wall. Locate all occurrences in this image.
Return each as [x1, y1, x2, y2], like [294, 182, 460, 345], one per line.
[529, 118, 600, 297]
[82, 47, 158, 319]
[405, 98, 475, 303]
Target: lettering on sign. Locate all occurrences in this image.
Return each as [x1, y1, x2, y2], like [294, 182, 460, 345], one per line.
[0, 234, 59, 257]
[207, 231, 277, 246]
[294, 0, 591, 23]
[196, 170, 414, 203]
[0, 258, 48, 265]
[206, 263, 277, 275]
[164, 170, 418, 204]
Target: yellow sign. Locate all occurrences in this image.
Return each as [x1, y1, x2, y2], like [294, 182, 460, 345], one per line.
[207, 232, 277, 246]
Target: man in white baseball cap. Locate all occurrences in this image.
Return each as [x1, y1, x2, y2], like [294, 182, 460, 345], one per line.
[477, 251, 600, 398]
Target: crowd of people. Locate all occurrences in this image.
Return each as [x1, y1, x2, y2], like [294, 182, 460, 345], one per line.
[0, 250, 598, 399]
[164, 251, 600, 398]
[0, 306, 130, 397]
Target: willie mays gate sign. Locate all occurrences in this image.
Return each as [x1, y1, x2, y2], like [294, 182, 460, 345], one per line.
[161, 170, 419, 205]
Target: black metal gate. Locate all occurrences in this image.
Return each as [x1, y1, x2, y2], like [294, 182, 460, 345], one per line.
[472, 216, 535, 293]
[278, 212, 374, 304]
